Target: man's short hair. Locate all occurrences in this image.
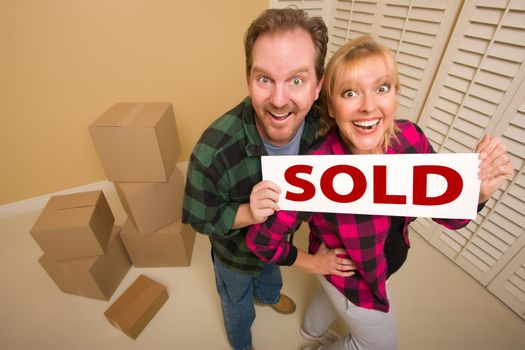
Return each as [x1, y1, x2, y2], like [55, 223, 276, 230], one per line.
[244, 8, 328, 81]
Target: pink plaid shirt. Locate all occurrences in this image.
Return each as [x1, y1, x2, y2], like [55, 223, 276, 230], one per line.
[246, 120, 472, 312]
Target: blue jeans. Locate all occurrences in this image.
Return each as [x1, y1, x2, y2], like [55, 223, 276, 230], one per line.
[213, 254, 282, 350]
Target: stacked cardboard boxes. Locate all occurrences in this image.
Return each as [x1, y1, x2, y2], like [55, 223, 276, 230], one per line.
[30, 191, 131, 301]
[89, 102, 196, 267]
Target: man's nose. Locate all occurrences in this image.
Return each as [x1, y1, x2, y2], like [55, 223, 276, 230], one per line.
[270, 84, 288, 108]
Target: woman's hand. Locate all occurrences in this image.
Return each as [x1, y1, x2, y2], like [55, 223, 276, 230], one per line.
[476, 134, 514, 203]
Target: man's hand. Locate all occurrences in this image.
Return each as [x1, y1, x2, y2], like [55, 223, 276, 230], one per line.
[294, 243, 356, 277]
[312, 243, 356, 276]
[248, 180, 281, 224]
[233, 180, 281, 229]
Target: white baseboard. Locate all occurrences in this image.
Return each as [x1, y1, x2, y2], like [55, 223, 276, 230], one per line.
[0, 161, 189, 220]
[0, 181, 116, 219]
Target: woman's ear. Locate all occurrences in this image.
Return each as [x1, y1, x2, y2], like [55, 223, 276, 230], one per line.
[327, 101, 335, 119]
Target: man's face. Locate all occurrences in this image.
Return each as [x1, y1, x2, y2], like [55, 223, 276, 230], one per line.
[247, 29, 322, 146]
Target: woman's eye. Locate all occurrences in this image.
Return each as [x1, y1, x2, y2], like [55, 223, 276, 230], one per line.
[291, 78, 303, 86]
[377, 84, 391, 93]
[342, 90, 357, 98]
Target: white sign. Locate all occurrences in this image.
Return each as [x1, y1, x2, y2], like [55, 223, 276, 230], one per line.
[262, 153, 481, 219]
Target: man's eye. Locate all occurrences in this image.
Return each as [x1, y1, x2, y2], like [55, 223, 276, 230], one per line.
[258, 77, 270, 84]
[291, 78, 303, 86]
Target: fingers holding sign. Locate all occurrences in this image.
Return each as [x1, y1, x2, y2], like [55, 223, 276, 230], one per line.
[476, 134, 514, 203]
[249, 180, 282, 224]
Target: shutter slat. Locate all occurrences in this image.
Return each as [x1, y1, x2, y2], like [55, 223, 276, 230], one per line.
[466, 243, 497, 267]
[504, 9, 525, 29]
[470, 7, 504, 25]
[478, 229, 510, 254]
[472, 236, 503, 260]
[444, 76, 470, 94]
[455, 49, 483, 68]
[482, 56, 521, 78]
[458, 105, 491, 127]
[487, 42, 525, 63]
[464, 22, 496, 40]
[463, 95, 497, 116]
[503, 276, 525, 303]
[496, 27, 525, 46]
[476, 70, 512, 91]
[439, 233, 463, 253]
[462, 248, 492, 272]
[450, 62, 476, 81]
[462, 36, 490, 55]
[470, 82, 505, 104]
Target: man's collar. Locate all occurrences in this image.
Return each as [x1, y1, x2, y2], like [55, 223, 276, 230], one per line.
[242, 97, 267, 156]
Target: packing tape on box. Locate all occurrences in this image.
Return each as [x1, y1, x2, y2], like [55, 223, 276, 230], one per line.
[118, 103, 146, 126]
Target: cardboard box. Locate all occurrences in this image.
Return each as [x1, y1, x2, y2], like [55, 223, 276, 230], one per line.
[30, 190, 114, 261]
[38, 226, 131, 301]
[115, 166, 184, 235]
[104, 274, 168, 339]
[89, 102, 180, 182]
[120, 219, 196, 267]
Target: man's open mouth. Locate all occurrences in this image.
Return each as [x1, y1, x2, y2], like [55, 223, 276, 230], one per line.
[270, 111, 292, 120]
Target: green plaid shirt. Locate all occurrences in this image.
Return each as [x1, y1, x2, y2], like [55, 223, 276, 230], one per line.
[182, 97, 320, 276]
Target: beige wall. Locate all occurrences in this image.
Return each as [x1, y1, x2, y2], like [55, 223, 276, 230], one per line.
[0, 0, 268, 205]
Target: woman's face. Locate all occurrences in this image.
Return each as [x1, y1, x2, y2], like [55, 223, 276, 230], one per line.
[328, 55, 397, 154]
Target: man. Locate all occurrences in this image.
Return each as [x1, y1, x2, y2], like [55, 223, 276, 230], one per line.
[183, 8, 330, 350]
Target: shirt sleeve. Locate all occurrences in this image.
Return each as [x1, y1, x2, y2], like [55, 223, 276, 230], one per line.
[182, 154, 240, 238]
[432, 201, 487, 229]
[410, 121, 486, 230]
[246, 210, 305, 265]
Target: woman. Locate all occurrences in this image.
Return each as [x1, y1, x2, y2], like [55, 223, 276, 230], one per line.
[246, 35, 513, 350]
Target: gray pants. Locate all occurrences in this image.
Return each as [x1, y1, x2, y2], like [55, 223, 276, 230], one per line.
[302, 275, 398, 350]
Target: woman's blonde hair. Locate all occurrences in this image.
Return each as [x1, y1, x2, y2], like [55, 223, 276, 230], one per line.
[317, 35, 400, 151]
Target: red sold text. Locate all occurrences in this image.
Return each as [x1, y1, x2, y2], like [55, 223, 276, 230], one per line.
[284, 164, 463, 206]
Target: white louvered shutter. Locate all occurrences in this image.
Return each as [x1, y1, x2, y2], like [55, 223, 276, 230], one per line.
[487, 245, 525, 320]
[414, 0, 525, 302]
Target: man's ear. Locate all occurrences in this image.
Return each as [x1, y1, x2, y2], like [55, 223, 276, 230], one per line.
[315, 76, 324, 100]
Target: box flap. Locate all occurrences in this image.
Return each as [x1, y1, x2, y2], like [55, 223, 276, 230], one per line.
[90, 103, 172, 128]
[45, 191, 101, 211]
[131, 103, 171, 127]
[90, 103, 144, 127]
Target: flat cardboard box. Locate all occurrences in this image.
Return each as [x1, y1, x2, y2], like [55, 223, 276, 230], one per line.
[30, 190, 114, 261]
[38, 226, 131, 301]
[89, 102, 180, 182]
[120, 219, 196, 267]
[104, 274, 168, 339]
[115, 166, 184, 235]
